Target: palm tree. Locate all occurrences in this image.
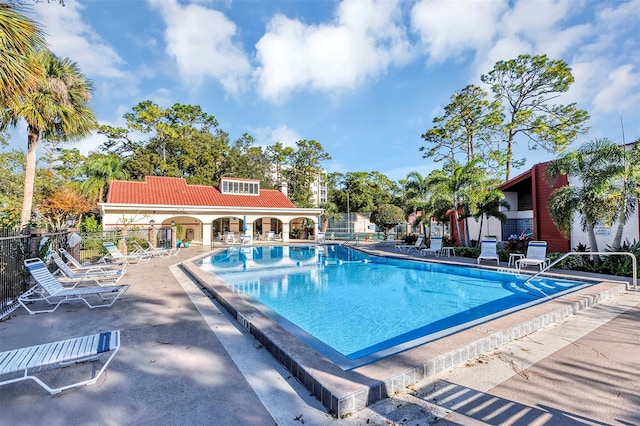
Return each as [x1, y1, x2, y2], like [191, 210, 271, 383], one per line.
[319, 201, 342, 232]
[78, 153, 128, 204]
[403, 171, 429, 234]
[470, 188, 509, 245]
[611, 141, 640, 249]
[546, 138, 623, 265]
[426, 159, 484, 246]
[0, 4, 45, 106]
[3, 50, 96, 227]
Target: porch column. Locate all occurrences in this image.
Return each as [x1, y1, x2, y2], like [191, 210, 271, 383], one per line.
[202, 222, 212, 246]
[282, 222, 290, 242]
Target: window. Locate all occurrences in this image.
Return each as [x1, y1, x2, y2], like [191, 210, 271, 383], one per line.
[220, 178, 260, 196]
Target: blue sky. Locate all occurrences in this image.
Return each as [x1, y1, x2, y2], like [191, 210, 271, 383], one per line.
[9, 0, 640, 182]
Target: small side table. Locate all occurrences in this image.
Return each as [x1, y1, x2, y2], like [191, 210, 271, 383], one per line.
[440, 247, 454, 257]
[508, 253, 524, 267]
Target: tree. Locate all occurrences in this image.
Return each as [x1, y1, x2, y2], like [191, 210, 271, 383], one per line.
[402, 171, 430, 232]
[284, 140, 331, 207]
[0, 140, 25, 230]
[370, 204, 405, 235]
[468, 187, 509, 245]
[98, 102, 234, 184]
[611, 140, 640, 249]
[546, 138, 623, 264]
[334, 171, 399, 214]
[78, 153, 128, 204]
[38, 186, 92, 230]
[266, 142, 294, 185]
[2, 50, 96, 227]
[0, 4, 45, 107]
[481, 54, 589, 180]
[420, 85, 501, 170]
[319, 201, 341, 232]
[425, 159, 485, 246]
[48, 146, 85, 181]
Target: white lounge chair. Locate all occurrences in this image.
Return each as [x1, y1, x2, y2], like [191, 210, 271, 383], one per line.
[147, 240, 180, 256]
[316, 232, 325, 243]
[102, 242, 151, 264]
[380, 232, 396, 246]
[0, 330, 120, 395]
[132, 241, 170, 258]
[59, 248, 124, 271]
[51, 252, 125, 285]
[477, 238, 499, 265]
[516, 241, 550, 271]
[19, 258, 129, 314]
[396, 235, 425, 253]
[421, 237, 443, 256]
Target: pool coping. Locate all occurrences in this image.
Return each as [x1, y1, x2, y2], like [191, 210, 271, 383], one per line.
[181, 249, 628, 418]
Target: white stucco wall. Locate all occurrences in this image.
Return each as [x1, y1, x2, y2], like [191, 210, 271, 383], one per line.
[464, 216, 503, 243]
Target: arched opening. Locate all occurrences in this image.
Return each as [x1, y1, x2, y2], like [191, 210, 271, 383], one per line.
[289, 217, 317, 240]
[252, 217, 283, 240]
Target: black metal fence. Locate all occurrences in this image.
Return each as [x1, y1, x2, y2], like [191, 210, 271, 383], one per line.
[0, 226, 172, 320]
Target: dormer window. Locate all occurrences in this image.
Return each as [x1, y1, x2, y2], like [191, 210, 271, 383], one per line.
[220, 177, 260, 195]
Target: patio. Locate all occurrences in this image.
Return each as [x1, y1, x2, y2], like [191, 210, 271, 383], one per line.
[1, 243, 638, 425]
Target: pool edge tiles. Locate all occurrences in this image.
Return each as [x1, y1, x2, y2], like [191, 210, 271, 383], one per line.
[180, 259, 626, 418]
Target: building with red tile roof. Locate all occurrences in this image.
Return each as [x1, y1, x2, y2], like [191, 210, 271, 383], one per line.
[100, 176, 323, 245]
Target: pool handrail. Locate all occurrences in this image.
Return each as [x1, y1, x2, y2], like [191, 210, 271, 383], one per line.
[523, 251, 637, 290]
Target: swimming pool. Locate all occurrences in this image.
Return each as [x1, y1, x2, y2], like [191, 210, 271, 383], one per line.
[197, 245, 589, 369]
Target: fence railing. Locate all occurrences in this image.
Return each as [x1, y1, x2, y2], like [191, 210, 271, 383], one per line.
[0, 226, 172, 320]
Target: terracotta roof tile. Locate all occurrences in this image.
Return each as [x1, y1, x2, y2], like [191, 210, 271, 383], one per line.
[106, 176, 296, 208]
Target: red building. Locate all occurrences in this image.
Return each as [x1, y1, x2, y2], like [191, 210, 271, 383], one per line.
[498, 162, 570, 253]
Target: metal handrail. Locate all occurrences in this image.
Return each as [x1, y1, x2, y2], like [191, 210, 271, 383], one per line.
[523, 251, 637, 290]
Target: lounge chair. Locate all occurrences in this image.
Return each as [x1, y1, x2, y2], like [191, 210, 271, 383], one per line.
[396, 235, 425, 253]
[421, 237, 443, 257]
[516, 241, 550, 271]
[147, 240, 180, 256]
[0, 330, 120, 395]
[477, 238, 499, 265]
[19, 258, 129, 314]
[59, 247, 124, 271]
[316, 232, 325, 243]
[102, 242, 151, 264]
[380, 232, 396, 246]
[50, 252, 125, 285]
[132, 241, 170, 258]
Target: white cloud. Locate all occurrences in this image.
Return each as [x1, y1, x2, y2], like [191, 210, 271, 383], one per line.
[475, 37, 533, 78]
[255, 0, 412, 102]
[31, 0, 126, 79]
[592, 65, 640, 114]
[270, 125, 302, 147]
[251, 125, 302, 148]
[148, 0, 251, 94]
[410, 0, 507, 64]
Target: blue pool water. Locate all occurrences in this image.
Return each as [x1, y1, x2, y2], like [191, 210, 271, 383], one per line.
[198, 245, 588, 368]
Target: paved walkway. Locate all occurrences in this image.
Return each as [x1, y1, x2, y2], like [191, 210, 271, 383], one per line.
[1, 245, 638, 425]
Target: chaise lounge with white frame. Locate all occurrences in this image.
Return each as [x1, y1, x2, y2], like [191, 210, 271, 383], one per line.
[19, 258, 129, 314]
[477, 237, 499, 265]
[421, 237, 443, 257]
[59, 247, 125, 271]
[515, 241, 550, 271]
[51, 252, 125, 285]
[102, 242, 152, 264]
[0, 330, 120, 395]
[396, 235, 425, 253]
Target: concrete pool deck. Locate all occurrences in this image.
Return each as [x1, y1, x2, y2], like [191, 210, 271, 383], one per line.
[1, 243, 638, 425]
